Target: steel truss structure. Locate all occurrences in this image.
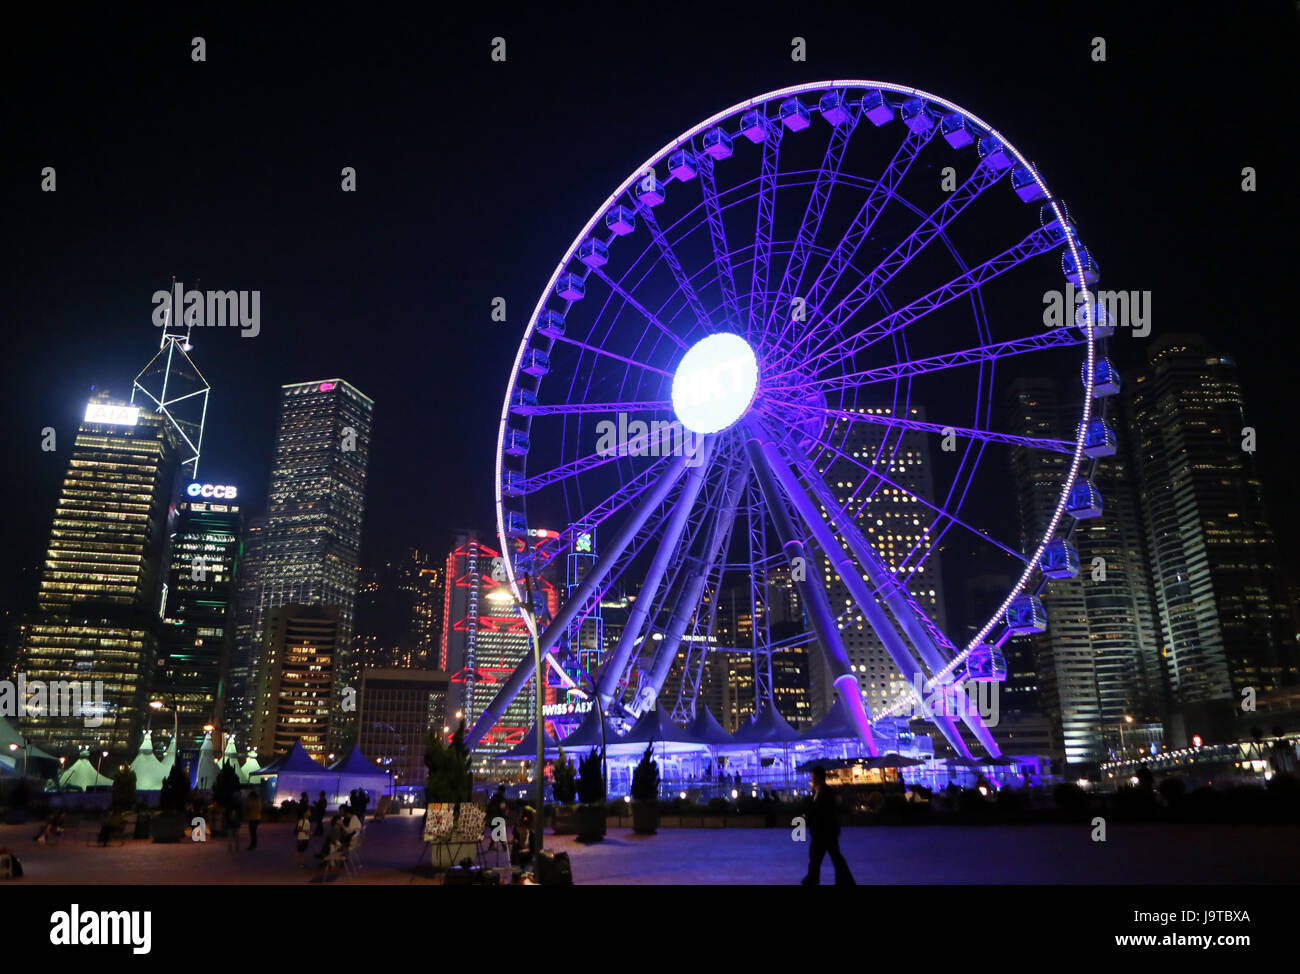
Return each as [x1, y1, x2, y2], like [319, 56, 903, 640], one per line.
[472, 81, 1115, 759]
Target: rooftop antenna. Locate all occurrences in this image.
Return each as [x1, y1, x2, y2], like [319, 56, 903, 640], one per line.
[134, 274, 210, 477]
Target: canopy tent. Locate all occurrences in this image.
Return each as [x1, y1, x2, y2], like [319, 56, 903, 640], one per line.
[728, 703, 802, 746]
[0, 714, 59, 780]
[800, 694, 866, 742]
[239, 751, 262, 784]
[192, 731, 220, 790]
[685, 706, 734, 746]
[56, 755, 114, 790]
[620, 706, 707, 751]
[500, 723, 560, 760]
[252, 740, 389, 808]
[159, 731, 178, 777]
[129, 730, 165, 791]
[323, 745, 391, 804]
[553, 705, 623, 755]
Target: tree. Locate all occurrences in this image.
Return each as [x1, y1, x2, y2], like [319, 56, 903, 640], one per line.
[551, 748, 577, 804]
[111, 767, 137, 811]
[630, 744, 660, 804]
[159, 762, 191, 812]
[424, 720, 472, 804]
[577, 748, 606, 805]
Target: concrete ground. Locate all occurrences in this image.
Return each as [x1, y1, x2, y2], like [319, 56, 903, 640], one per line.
[4, 814, 1298, 884]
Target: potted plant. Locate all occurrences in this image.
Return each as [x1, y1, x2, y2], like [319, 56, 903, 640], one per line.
[151, 762, 190, 843]
[550, 748, 579, 834]
[630, 744, 661, 835]
[575, 747, 606, 843]
[423, 721, 474, 864]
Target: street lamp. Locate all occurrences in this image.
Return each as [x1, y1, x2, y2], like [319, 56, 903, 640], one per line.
[1119, 714, 1134, 759]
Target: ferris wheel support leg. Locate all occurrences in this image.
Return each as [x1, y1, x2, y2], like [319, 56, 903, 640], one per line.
[638, 458, 752, 714]
[747, 422, 973, 759]
[467, 454, 690, 750]
[741, 428, 879, 756]
[595, 438, 717, 710]
[786, 444, 1001, 758]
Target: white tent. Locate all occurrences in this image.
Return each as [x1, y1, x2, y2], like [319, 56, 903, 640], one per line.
[192, 731, 219, 790]
[56, 754, 114, 791]
[239, 750, 261, 784]
[130, 730, 165, 791]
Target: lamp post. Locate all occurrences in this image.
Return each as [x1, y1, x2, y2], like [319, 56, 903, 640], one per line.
[1119, 714, 1133, 761]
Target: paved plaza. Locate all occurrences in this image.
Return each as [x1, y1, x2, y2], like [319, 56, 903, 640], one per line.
[4, 814, 1299, 884]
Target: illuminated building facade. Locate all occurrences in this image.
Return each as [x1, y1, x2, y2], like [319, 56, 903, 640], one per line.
[353, 549, 445, 671]
[226, 514, 265, 746]
[251, 379, 373, 750]
[19, 396, 180, 751]
[1128, 336, 1296, 736]
[358, 666, 449, 794]
[253, 604, 339, 758]
[156, 482, 243, 748]
[1007, 377, 1164, 767]
[440, 530, 558, 762]
[813, 406, 947, 722]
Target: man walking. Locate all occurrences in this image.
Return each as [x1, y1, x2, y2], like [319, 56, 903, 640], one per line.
[801, 766, 855, 885]
[245, 788, 263, 850]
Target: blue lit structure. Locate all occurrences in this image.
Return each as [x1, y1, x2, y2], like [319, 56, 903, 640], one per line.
[473, 82, 1113, 774]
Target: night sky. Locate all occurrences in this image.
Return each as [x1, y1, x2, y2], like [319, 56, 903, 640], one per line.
[3, 1, 1298, 613]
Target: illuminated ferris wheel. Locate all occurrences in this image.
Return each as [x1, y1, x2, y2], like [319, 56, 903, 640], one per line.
[469, 81, 1117, 758]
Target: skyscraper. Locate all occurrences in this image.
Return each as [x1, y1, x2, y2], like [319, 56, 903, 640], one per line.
[253, 604, 339, 757]
[1128, 336, 1296, 740]
[1006, 377, 1163, 767]
[19, 395, 180, 751]
[250, 379, 373, 750]
[156, 480, 243, 749]
[440, 530, 557, 763]
[814, 406, 947, 721]
[226, 514, 266, 747]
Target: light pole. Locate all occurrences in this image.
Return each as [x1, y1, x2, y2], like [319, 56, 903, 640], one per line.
[1119, 714, 1133, 761]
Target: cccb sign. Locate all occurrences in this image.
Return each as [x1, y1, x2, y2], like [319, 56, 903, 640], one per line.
[186, 482, 238, 500]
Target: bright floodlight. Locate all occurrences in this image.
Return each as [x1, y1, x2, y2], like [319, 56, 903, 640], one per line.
[671, 333, 758, 434]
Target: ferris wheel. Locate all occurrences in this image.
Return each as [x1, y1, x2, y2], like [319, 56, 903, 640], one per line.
[468, 81, 1116, 759]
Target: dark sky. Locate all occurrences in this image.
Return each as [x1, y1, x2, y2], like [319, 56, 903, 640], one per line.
[3, 0, 1298, 610]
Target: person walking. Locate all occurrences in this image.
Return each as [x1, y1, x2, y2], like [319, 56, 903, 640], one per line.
[295, 806, 312, 857]
[312, 791, 327, 835]
[801, 766, 855, 886]
[223, 795, 243, 854]
[245, 789, 263, 850]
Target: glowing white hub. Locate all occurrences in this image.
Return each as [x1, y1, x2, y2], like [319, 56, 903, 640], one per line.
[671, 333, 758, 434]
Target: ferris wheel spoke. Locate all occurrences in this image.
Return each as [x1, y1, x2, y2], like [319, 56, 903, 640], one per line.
[802, 226, 1061, 375]
[586, 266, 691, 351]
[517, 400, 671, 418]
[768, 125, 937, 363]
[744, 425, 890, 753]
[747, 127, 785, 341]
[757, 422, 998, 756]
[634, 458, 751, 715]
[532, 453, 676, 572]
[757, 404, 1030, 565]
[764, 328, 1086, 398]
[549, 331, 675, 378]
[698, 153, 744, 328]
[636, 205, 714, 339]
[469, 454, 692, 749]
[762, 110, 861, 356]
[594, 437, 718, 707]
[775, 399, 1075, 455]
[793, 160, 1009, 364]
